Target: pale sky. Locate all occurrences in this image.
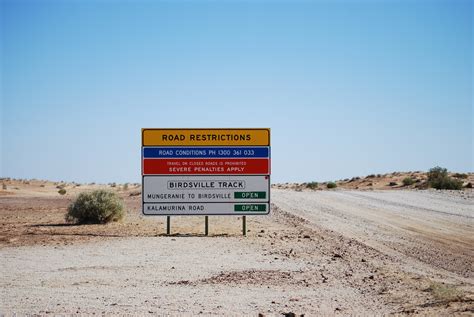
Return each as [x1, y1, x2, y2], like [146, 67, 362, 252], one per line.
[1, 0, 472, 184]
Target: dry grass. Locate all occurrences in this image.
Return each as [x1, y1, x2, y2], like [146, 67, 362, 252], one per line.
[427, 282, 463, 303]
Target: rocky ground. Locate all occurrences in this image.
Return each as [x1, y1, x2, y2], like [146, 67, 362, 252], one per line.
[0, 178, 473, 315]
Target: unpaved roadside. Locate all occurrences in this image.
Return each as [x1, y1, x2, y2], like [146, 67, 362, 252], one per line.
[1, 189, 474, 315]
[272, 189, 474, 279]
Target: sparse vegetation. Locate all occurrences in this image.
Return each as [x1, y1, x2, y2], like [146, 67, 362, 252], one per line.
[2, 183, 6, 190]
[306, 182, 318, 189]
[58, 188, 67, 195]
[427, 166, 462, 190]
[452, 173, 468, 179]
[349, 177, 360, 182]
[388, 182, 397, 186]
[66, 190, 124, 224]
[426, 282, 463, 303]
[366, 174, 375, 178]
[327, 182, 337, 189]
[402, 177, 415, 186]
[123, 183, 129, 190]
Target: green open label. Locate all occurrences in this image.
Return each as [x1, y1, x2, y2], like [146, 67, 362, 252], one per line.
[234, 204, 267, 212]
[234, 191, 266, 199]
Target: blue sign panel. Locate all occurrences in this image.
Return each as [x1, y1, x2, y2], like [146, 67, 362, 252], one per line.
[143, 147, 269, 158]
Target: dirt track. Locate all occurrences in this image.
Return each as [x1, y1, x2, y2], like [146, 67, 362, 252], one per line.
[1, 187, 473, 315]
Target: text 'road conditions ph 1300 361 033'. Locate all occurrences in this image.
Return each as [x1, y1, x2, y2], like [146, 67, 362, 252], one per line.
[141, 128, 271, 216]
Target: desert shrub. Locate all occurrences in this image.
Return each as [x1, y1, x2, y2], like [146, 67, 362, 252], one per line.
[123, 183, 129, 190]
[427, 282, 462, 302]
[327, 182, 337, 189]
[306, 182, 318, 189]
[366, 174, 375, 178]
[452, 173, 468, 179]
[58, 188, 67, 195]
[110, 182, 116, 188]
[66, 190, 124, 224]
[427, 166, 462, 190]
[402, 177, 415, 186]
[40, 184, 45, 187]
[388, 182, 397, 186]
[2, 183, 6, 190]
[465, 182, 472, 188]
[348, 177, 360, 183]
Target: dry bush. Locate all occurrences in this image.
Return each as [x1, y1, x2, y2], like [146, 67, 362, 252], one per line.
[66, 190, 124, 224]
[428, 167, 462, 190]
[427, 282, 463, 303]
[402, 177, 415, 186]
[326, 182, 337, 189]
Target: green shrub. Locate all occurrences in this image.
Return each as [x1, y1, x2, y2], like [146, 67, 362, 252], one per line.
[427, 166, 462, 190]
[66, 190, 124, 224]
[327, 182, 337, 189]
[306, 182, 318, 189]
[58, 188, 67, 195]
[402, 177, 415, 186]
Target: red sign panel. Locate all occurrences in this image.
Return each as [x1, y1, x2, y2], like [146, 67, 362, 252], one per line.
[143, 158, 270, 175]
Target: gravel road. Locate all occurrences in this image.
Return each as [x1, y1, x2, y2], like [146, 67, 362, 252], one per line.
[1, 189, 473, 315]
[272, 189, 474, 279]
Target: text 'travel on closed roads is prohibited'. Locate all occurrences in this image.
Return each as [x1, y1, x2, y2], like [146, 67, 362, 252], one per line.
[141, 128, 271, 215]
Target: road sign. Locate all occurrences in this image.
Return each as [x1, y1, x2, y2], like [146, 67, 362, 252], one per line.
[143, 202, 270, 215]
[142, 129, 270, 146]
[143, 158, 270, 175]
[142, 128, 271, 216]
[143, 175, 269, 203]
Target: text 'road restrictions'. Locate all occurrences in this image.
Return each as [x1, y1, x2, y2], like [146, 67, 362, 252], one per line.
[143, 129, 270, 146]
[141, 128, 271, 215]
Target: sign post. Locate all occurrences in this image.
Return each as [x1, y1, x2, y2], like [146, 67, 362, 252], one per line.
[141, 128, 271, 235]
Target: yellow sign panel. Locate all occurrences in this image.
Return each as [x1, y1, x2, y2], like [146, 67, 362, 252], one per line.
[142, 128, 270, 146]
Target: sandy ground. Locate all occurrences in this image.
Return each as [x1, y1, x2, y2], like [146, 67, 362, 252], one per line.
[1, 181, 473, 315]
